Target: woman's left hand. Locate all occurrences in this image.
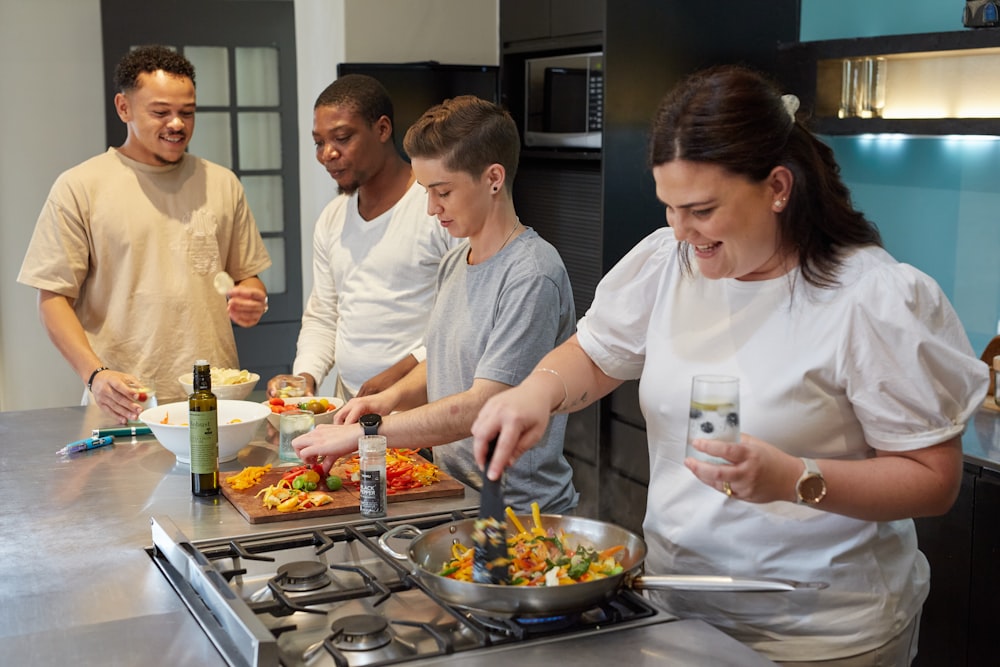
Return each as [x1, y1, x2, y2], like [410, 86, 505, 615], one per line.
[685, 433, 802, 503]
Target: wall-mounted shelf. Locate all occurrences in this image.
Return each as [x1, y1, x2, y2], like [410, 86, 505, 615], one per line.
[779, 27, 1000, 136]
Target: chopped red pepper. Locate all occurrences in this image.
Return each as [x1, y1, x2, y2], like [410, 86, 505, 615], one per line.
[280, 465, 311, 484]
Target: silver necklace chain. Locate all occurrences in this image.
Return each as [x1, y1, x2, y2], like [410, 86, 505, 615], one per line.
[498, 218, 522, 253]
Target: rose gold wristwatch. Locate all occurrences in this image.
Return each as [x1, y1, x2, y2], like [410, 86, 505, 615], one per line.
[796, 457, 827, 505]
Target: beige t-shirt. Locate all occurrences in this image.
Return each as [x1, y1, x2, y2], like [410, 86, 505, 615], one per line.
[18, 148, 271, 403]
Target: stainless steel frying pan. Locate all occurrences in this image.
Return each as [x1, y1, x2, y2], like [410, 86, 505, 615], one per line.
[378, 513, 826, 616]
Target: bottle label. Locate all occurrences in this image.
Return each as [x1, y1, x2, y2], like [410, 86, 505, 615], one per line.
[359, 469, 384, 516]
[189, 410, 219, 474]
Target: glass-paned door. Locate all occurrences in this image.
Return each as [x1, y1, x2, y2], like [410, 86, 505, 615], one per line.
[100, 0, 301, 385]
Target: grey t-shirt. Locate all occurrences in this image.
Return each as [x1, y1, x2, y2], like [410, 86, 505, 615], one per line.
[426, 227, 579, 513]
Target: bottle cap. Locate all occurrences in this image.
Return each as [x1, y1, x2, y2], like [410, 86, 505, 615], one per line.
[358, 434, 387, 455]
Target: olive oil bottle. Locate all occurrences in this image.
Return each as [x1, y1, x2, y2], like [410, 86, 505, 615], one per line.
[189, 359, 219, 496]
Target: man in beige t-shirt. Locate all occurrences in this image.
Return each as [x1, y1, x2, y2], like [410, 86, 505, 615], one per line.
[18, 45, 270, 422]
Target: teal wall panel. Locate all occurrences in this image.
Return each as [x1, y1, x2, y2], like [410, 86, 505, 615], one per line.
[802, 1, 1000, 355]
[801, 0, 964, 39]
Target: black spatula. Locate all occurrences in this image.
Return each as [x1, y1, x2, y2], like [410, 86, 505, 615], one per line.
[472, 438, 509, 584]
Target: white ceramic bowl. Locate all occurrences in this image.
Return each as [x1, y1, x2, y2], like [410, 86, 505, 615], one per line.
[177, 371, 260, 400]
[140, 399, 271, 464]
[264, 396, 344, 429]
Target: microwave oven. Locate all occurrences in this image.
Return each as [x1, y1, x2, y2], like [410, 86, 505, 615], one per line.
[524, 52, 603, 149]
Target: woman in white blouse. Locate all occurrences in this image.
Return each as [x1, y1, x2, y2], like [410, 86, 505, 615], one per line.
[471, 65, 988, 666]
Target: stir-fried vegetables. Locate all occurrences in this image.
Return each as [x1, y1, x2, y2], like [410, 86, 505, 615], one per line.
[225, 464, 272, 490]
[438, 502, 625, 586]
[331, 448, 441, 492]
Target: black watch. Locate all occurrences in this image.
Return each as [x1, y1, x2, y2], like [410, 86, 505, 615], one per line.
[360, 413, 382, 436]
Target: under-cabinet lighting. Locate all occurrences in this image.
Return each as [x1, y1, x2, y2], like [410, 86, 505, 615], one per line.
[841, 133, 999, 144]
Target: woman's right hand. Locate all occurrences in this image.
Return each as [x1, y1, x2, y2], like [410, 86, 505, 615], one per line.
[471, 383, 553, 481]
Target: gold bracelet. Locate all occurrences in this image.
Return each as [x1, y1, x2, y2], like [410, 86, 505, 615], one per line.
[533, 367, 568, 413]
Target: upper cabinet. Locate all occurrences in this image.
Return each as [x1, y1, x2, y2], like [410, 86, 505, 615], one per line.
[501, 0, 604, 52]
[779, 27, 1000, 135]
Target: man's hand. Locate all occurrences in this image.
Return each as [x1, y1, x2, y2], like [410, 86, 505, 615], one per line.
[267, 373, 317, 398]
[227, 276, 268, 327]
[90, 370, 147, 424]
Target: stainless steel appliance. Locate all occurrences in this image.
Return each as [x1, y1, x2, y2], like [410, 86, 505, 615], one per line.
[148, 509, 677, 667]
[523, 52, 604, 149]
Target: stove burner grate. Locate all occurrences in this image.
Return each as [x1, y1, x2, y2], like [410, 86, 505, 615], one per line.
[308, 614, 424, 665]
[330, 614, 393, 651]
[276, 560, 332, 592]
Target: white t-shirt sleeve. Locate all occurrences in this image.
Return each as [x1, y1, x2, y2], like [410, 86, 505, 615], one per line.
[577, 227, 680, 381]
[292, 199, 345, 385]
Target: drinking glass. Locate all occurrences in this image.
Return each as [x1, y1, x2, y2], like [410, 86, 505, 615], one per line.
[862, 56, 887, 118]
[277, 375, 307, 399]
[685, 375, 740, 464]
[839, 57, 867, 118]
[279, 409, 314, 463]
[128, 377, 157, 423]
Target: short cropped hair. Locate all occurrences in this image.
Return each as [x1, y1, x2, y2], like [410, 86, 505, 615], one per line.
[113, 45, 195, 93]
[403, 95, 519, 185]
[314, 74, 395, 129]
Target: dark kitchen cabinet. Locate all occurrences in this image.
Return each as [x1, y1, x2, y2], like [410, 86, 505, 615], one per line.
[501, 0, 604, 48]
[968, 466, 1000, 664]
[914, 459, 1000, 666]
[912, 463, 975, 666]
[500, 0, 800, 527]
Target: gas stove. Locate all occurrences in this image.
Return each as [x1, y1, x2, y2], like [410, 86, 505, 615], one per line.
[147, 510, 673, 667]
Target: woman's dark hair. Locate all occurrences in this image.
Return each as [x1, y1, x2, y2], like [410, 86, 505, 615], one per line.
[403, 95, 520, 187]
[314, 74, 395, 131]
[113, 45, 195, 93]
[648, 65, 882, 288]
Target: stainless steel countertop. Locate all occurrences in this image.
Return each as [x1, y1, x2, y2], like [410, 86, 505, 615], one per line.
[963, 402, 1000, 470]
[0, 402, 774, 665]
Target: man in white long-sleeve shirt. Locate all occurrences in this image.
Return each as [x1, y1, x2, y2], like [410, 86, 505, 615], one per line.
[267, 75, 454, 400]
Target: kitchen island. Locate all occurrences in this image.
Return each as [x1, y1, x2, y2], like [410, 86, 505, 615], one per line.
[0, 402, 775, 666]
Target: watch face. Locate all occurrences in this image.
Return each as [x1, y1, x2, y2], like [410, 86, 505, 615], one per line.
[799, 475, 826, 504]
[360, 413, 381, 428]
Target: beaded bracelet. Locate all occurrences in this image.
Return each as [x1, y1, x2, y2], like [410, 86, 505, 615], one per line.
[87, 366, 109, 391]
[533, 367, 569, 413]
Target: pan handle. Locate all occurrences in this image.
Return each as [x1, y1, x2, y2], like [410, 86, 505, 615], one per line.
[630, 574, 828, 592]
[377, 524, 423, 561]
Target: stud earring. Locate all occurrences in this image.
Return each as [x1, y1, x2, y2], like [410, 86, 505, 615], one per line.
[492, 186, 499, 193]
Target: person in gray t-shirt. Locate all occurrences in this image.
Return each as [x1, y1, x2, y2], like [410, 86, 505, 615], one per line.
[293, 95, 578, 514]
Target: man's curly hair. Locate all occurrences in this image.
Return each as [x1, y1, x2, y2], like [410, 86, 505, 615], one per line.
[113, 45, 195, 93]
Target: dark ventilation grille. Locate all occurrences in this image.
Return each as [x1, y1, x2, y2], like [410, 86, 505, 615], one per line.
[513, 162, 603, 316]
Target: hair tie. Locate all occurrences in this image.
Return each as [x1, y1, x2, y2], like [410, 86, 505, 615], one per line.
[781, 94, 800, 123]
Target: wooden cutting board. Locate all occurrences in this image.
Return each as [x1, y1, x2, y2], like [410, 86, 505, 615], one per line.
[221, 468, 466, 524]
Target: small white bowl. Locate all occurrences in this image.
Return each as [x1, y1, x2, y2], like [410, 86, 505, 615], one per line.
[177, 372, 260, 400]
[264, 396, 344, 429]
[140, 399, 271, 464]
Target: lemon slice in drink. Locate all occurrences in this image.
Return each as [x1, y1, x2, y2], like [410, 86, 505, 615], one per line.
[691, 401, 736, 412]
